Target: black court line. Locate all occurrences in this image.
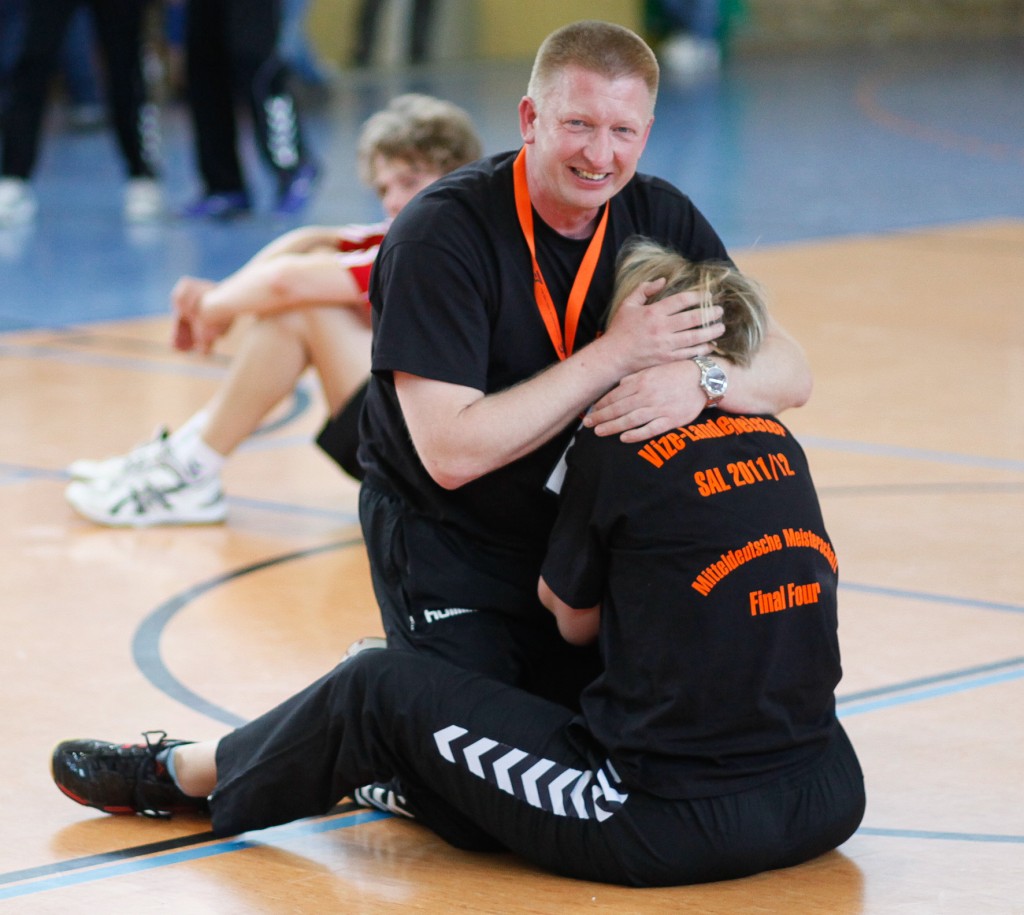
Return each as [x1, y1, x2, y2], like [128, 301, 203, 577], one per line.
[132, 538, 364, 727]
[0, 801, 361, 888]
[0, 806, 394, 901]
[837, 656, 1024, 706]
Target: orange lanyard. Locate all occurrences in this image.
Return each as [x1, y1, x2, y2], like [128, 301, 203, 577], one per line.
[512, 147, 609, 360]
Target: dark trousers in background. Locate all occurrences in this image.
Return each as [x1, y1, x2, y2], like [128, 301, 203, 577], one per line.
[184, 0, 308, 195]
[1, 0, 154, 179]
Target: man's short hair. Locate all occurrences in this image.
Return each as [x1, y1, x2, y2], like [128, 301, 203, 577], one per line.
[608, 238, 769, 367]
[358, 94, 483, 185]
[527, 20, 659, 109]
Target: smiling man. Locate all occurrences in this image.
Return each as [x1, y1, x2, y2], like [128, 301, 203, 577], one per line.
[355, 19, 811, 700]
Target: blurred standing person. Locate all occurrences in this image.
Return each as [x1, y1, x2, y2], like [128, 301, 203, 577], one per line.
[181, 0, 318, 219]
[0, 0, 25, 122]
[279, 0, 333, 93]
[0, 0, 162, 226]
[352, 0, 436, 67]
[652, 0, 722, 78]
[60, 5, 107, 130]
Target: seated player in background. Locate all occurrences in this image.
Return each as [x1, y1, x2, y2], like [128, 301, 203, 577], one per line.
[64, 94, 482, 527]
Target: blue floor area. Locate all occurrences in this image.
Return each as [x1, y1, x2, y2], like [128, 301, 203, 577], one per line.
[1, 36, 1021, 332]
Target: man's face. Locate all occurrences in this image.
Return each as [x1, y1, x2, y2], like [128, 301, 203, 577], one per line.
[372, 155, 445, 218]
[519, 64, 653, 232]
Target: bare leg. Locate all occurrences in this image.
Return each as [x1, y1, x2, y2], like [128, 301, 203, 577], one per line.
[301, 305, 372, 414]
[200, 305, 371, 456]
[172, 740, 219, 797]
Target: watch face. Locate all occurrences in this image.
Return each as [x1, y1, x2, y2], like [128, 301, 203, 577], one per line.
[705, 367, 728, 396]
[695, 357, 727, 401]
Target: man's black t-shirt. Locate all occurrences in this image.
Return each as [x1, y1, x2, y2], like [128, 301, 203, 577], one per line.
[541, 412, 842, 798]
[359, 150, 730, 618]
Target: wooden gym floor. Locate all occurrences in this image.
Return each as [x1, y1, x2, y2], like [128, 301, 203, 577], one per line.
[0, 33, 1021, 914]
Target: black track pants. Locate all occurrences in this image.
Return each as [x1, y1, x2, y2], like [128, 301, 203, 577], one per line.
[211, 650, 865, 887]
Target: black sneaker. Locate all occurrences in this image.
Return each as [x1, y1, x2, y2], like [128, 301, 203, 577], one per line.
[51, 730, 209, 819]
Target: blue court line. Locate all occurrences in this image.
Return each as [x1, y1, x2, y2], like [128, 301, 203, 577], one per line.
[0, 338, 314, 437]
[227, 494, 359, 523]
[838, 656, 1024, 705]
[0, 341, 229, 379]
[856, 826, 1024, 845]
[820, 480, 1024, 498]
[0, 808, 390, 901]
[801, 434, 1024, 474]
[0, 463, 68, 483]
[840, 580, 1024, 616]
[0, 463, 358, 523]
[838, 657, 1024, 718]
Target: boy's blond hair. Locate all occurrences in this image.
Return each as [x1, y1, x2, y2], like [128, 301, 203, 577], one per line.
[608, 238, 768, 367]
[357, 94, 483, 185]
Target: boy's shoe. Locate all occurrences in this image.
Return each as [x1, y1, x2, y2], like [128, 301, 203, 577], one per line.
[275, 161, 319, 216]
[51, 730, 208, 819]
[124, 177, 165, 223]
[65, 458, 226, 527]
[0, 178, 37, 227]
[352, 779, 414, 818]
[67, 425, 171, 482]
[342, 636, 387, 660]
[180, 191, 252, 220]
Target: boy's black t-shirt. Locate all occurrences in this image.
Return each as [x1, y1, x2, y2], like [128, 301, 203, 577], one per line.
[542, 413, 842, 799]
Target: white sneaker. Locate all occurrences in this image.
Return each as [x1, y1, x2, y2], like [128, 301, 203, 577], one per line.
[661, 34, 721, 80]
[68, 426, 171, 482]
[0, 178, 38, 227]
[124, 178, 164, 223]
[65, 459, 226, 528]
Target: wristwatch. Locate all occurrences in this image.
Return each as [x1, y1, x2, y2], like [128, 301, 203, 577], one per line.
[693, 355, 728, 407]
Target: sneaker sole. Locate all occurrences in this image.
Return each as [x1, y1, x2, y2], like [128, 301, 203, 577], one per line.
[68, 508, 228, 528]
[54, 780, 136, 815]
[65, 491, 228, 528]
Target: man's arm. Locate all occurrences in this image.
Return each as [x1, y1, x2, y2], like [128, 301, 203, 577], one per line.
[583, 315, 812, 443]
[395, 282, 723, 489]
[538, 577, 600, 646]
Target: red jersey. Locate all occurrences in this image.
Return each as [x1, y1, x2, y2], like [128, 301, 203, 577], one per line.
[335, 220, 390, 305]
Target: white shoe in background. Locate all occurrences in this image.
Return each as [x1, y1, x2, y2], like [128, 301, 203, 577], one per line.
[65, 457, 226, 528]
[124, 178, 164, 223]
[67, 426, 171, 483]
[661, 34, 721, 80]
[0, 178, 38, 227]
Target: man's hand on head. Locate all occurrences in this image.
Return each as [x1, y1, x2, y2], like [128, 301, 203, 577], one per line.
[584, 359, 708, 442]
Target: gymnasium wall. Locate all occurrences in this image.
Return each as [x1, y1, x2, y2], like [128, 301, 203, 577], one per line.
[734, 0, 1024, 49]
[308, 0, 1024, 68]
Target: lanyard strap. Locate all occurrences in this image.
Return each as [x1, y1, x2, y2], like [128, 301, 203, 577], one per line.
[512, 147, 609, 360]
